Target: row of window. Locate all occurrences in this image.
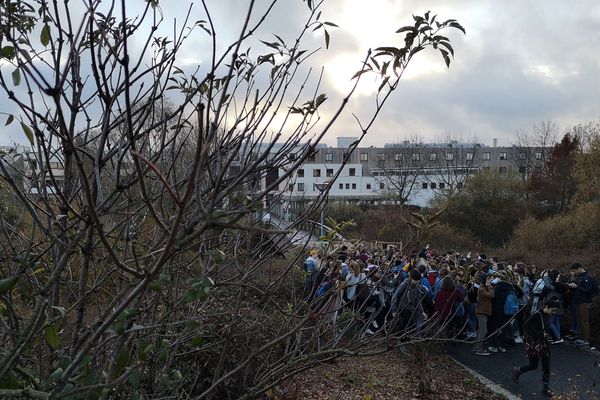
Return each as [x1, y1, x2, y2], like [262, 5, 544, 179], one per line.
[297, 167, 357, 178]
[291, 181, 464, 192]
[310, 151, 544, 162]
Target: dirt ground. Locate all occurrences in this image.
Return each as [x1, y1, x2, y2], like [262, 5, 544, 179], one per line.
[274, 349, 507, 400]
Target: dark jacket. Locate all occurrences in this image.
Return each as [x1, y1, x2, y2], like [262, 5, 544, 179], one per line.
[491, 281, 512, 320]
[573, 272, 595, 304]
[524, 311, 546, 341]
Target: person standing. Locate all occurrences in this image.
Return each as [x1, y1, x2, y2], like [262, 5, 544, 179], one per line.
[473, 273, 495, 356]
[512, 298, 561, 398]
[568, 262, 597, 349]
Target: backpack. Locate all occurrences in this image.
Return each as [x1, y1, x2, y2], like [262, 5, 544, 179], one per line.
[504, 290, 519, 316]
[398, 284, 424, 312]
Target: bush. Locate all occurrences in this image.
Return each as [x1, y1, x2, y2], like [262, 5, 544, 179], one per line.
[510, 203, 600, 256]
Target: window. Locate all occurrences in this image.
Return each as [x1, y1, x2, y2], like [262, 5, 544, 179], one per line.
[483, 152, 491, 160]
[520, 152, 527, 160]
[339, 183, 343, 190]
[345, 183, 350, 189]
[313, 169, 321, 177]
[377, 153, 386, 161]
[457, 182, 463, 189]
[298, 183, 305, 191]
[288, 153, 296, 161]
[360, 153, 368, 162]
[379, 182, 385, 190]
[500, 152, 507, 160]
[535, 152, 543, 160]
[412, 153, 420, 161]
[325, 153, 333, 161]
[366, 184, 372, 190]
[297, 169, 304, 177]
[307, 151, 317, 162]
[430, 182, 437, 189]
[395, 153, 403, 161]
[499, 166, 507, 173]
[439, 182, 445, 189]
[466, 152, 473, 161]
[422, 182, 428, 189]
[519, 166, 527, 174]
[349, 168, 356, 176]
[352, 183, 356, 189]
[429, 153, 437, 161]
[289, 184, 294, 192]
[326, 168, 334, 177]
[446, 153, 454, 161]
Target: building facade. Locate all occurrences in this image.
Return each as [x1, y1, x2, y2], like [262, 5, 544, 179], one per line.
[269, 139, 549, 221]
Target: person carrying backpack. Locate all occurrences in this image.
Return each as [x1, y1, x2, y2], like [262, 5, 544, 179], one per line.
[512, 297, 561, 398]
[568, 262, 599, 349]
[391, 270, 427, 335]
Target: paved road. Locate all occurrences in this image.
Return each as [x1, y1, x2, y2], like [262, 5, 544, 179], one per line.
[448, 341, 600, 399]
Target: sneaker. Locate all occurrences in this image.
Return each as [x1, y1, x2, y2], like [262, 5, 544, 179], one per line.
[371, 320, 379, 329]
[514, 336, 523, 344]
[499, 347, 507, 353]
[475, 350, 491, 356]
[365, 328, 375, 336]
[512, 367, 520, 383]
[467, 332, 477, 339]
[576, 341, 590, 349]
[488, 346, 498, 353]
[550, 338, 564, 344]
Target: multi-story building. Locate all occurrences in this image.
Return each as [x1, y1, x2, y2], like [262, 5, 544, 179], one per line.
[269, 137, 549, 221]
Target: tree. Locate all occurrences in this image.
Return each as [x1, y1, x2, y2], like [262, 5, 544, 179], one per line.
[0, 1, 464, 398]
[436, 171, 531, 247]
[527, 133, 579, 215]
[380, 137, 424, 206]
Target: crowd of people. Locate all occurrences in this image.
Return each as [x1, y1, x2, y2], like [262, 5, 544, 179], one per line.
[303, 245, 598, 397]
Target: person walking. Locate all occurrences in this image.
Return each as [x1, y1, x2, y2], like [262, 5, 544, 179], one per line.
[512, 298, 561, 398]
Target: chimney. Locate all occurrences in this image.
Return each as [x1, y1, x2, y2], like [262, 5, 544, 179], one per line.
[493, 138, 498, 147]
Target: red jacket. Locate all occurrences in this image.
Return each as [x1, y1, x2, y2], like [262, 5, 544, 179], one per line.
[435, 288, 464, 320]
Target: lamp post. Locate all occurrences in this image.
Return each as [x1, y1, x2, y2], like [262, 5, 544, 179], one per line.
[314, 181, 329, 239]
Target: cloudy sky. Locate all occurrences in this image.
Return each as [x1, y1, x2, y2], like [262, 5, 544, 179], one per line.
[1, 0, 599, 148]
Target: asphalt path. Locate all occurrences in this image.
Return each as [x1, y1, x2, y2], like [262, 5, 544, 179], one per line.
[448, 340, 600, 399]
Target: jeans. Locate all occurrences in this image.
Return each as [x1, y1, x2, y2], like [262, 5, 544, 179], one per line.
[474, 314, 489, 351]
[465, 302, 477, 335]
[548, 314, 561, 339]
[570, 302, 579, 333]
[519, 355, 550, 383]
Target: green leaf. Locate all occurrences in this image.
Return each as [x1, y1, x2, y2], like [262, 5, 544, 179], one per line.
[0, 371, 20, 389]
[395, 26, 416, 34]
[128, 368, 141, 388]
[40, 25, 51, 46]
[0, 275, 19, 295]
[190, 335, 203, 346]
[20, 122, 34, 144]
[1, 46, 15, 59]
[45, 324, 60, 349]
[440, 49, 451, 67]
[12, 68, 21, 86]
[324, 29, 330, 49]
[114, 346, 130, 376]
[49, 367, 64, 382]
[5, 115, 14, 126]
[323, 22, 339, 27]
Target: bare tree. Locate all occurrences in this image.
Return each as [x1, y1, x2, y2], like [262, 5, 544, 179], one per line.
[421, 136, 480, 201]
[0, 1, 464, 399]
[380, 136, 424, 206]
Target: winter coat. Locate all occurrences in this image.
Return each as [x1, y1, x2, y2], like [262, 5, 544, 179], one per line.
[475, 284, 495, 316]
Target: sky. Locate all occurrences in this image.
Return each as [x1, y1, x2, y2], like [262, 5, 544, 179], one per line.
[1, 0, 599, 148]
